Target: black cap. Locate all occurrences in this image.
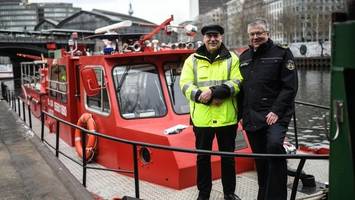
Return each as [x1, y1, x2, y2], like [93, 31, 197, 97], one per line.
[201, 24, 224, 35]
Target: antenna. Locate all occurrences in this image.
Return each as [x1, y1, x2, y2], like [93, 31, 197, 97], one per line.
[128, 2, 134, 16]
[94, 20, 132, 34]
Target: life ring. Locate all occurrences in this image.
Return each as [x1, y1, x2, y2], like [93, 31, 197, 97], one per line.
[74, 113, 97, 162]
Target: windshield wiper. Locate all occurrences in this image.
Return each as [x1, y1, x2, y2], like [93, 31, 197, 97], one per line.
[168, 68, 176, 104]
[117, 66, 131, 92]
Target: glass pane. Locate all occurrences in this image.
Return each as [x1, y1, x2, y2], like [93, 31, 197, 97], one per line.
[164, 62, 189, 114]
[33, 65, 41, 91]
[49, 65, 58, 98]
[113, 64, 167, 119]
[58, 66, 67, 92]
[86, 66, 110, 113]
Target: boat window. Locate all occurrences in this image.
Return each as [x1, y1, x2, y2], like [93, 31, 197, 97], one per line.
[164, 62, 189, 114]
[20, 62, 41, 91]
[113, 64, 167, 119]
[85, 66, 110, 114]
[48, 65, 67, 103]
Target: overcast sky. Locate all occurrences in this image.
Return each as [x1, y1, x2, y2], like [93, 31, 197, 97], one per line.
[28, 0, 192, 24]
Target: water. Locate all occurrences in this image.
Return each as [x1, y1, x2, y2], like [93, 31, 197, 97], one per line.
[297, 69, 330, 106]
[287, 69, 331, 148]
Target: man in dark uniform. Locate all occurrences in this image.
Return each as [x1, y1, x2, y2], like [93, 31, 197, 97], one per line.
[238, 19, 298, 200]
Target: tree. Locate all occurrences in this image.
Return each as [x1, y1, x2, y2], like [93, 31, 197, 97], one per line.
[279, 6, 297, 43]
[230, 0, 266, 47]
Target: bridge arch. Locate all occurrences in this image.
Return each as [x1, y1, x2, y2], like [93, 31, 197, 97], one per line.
[0, 44, 47, 59]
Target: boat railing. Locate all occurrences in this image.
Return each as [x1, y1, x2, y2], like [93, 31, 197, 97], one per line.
[42, 110, 329, 200]
[2, 90, 329, 200]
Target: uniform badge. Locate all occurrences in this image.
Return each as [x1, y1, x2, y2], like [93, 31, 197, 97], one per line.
[286, 60, 295, 70]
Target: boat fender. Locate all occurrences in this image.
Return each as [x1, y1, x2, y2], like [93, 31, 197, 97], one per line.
[74, 113, 97, 162]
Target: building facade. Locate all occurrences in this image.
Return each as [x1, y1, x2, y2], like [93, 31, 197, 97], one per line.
[264, 0, 283, 43]
[0, 1, 80, 31]
[194, 0, 347, 47]
[198, 0, 230, 15]
[281, 0, 346, 43]
[244, 0, 347, 44]
[0, 1, 37, 30]
[34, 3, 81, 22]
[225, 0, 244, 48]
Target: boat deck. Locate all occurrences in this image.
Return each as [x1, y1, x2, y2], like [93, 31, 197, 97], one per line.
[11, 100, 329, 200]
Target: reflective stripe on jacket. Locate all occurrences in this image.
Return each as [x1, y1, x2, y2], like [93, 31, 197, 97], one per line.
[180, 48, 243, 127]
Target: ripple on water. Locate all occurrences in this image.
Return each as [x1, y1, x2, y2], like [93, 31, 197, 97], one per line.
[302, 135, 319, 138]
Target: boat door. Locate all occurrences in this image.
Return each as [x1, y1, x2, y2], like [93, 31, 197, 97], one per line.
[46, 57, 78, 145]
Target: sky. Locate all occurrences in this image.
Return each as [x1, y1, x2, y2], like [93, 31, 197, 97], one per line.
[28, 0, 192, 24]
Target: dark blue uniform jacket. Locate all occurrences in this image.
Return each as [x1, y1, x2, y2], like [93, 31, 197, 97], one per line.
[238, 39, 298, 132]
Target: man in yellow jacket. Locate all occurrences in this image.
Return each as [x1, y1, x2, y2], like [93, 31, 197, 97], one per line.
[180, 24, 243, 200]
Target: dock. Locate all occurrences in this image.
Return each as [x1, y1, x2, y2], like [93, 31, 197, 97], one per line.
[0, 100, 92, 200]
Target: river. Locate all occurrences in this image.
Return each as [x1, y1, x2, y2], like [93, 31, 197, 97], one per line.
[289, 69, 330, 148]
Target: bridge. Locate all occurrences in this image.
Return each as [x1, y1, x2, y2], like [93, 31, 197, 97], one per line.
[0, 29, 95, 79]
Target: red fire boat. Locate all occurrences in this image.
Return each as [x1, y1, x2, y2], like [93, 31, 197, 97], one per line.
[19, 15, 254, 189]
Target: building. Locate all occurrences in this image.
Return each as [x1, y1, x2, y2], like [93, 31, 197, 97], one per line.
[225, 0, 244, 48]
[212, 0, 347, 47]
[54, 9, 155, 33]
[240, 0, 347, 44]
[32, 3, 81, 22]
[0, 1, 37, 31]
[198, 0, 230, 15]
[0, 1, 80, 31]
[195, 7, 226, 42]
[264, 0, 283, 43]
[281, 0, 346, 43]
[34, 19, 59, 31]
[0, 0, 23, 3]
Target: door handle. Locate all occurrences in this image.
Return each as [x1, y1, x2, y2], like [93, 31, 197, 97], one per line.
[331, 100, 344, 141]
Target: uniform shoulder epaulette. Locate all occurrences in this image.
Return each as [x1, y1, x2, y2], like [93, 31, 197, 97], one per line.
[276, 43, 289, 49]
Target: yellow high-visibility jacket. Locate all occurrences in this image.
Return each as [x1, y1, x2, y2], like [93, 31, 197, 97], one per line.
[180, 45, 243, 127]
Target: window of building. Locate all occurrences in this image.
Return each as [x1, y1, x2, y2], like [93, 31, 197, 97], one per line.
[85, 66, 110, 114]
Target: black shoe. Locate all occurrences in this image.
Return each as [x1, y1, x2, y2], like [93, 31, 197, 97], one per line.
[224, 194, 241, 200]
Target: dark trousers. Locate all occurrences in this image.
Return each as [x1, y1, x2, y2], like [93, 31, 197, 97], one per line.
[246, 123, 287, 200]
[193, 124, 237, 198]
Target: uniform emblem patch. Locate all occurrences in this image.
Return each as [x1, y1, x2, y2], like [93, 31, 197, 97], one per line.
[286, 60, 295, 70]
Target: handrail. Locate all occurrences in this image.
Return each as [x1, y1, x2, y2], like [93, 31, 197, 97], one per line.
[41, 109, 327, 200]
[42, 111, 328, 160]
[295, 100, 330, 110]
[293, 100, 330, 148]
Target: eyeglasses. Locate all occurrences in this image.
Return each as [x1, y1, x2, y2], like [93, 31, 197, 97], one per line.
[248, 31, 267, 37]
